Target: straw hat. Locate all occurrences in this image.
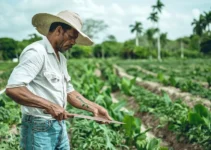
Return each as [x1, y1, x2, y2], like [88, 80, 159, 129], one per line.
[32, 10, 93, 46]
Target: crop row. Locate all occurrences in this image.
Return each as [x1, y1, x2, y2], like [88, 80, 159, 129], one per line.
[119, 64, 211, 101]
[116, 58, 211, 83]
[0, 59, 166, 150]
[106, 61, 211, 150]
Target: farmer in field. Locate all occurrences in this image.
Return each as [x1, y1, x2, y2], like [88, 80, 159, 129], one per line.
[5, 10, 112, 149]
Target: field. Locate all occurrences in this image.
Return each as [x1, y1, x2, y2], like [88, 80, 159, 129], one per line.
[0, 58, 211, 150]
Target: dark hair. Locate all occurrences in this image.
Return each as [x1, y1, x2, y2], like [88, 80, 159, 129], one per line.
[49, 22, 72, 32]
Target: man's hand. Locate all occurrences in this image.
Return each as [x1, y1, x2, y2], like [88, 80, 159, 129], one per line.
[44, 103, 68, 121]
[66, 91, 112, 124]
[93, 106, 112, 124]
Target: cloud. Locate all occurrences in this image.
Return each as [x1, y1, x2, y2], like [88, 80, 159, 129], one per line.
[0, 0, 210, 43]
[129, 5, 151, 16]
[161, 10, 172, 19]
[110, 3, 125, 16]
[192, 8, 201, 19]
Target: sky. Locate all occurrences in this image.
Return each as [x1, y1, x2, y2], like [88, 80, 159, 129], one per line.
[0, 0, 210, 43]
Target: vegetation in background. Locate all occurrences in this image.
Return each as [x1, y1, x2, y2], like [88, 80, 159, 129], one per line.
[0, 9, 211, 61]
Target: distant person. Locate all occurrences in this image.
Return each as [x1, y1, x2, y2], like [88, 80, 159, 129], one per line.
[5, 10, 112, 150]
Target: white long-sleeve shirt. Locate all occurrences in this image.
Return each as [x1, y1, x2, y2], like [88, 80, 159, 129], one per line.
[6, 37, 74, 119]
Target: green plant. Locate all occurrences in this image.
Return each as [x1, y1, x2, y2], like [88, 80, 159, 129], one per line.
[118, 77, 136, 96]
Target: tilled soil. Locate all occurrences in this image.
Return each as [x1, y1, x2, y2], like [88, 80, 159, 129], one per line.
[112, 92, 202, 150]
[114, 65, 211, 110]
[130, 65, 209, 88]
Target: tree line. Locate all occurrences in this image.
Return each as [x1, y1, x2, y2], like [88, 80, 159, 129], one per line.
[0, 1, 211, 61]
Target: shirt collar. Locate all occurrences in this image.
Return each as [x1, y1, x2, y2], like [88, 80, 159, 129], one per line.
[42, 37, 55, 54]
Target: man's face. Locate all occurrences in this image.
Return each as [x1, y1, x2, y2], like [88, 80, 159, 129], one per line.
[57, 28, 79, 53]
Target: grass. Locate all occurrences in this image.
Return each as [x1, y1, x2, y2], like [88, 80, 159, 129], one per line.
[0, 62, 18, 72]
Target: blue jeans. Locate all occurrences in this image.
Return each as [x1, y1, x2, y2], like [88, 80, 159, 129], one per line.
[20, 115, 70, 150]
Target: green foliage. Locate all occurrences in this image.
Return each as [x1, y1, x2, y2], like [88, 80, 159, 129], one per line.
[70, 119, 126, 150]
[133, 46, 150, 58]
[0, 94, 21, 149]
[102, 41, 122, 57]
[188, 112, 205, 125]
[120, 41, 158, 59]
[93, 41, 122, 58]
[200, 36, 211, 54]
[123, 115, 141, 147]
[132, 82, 211, 149]
[70, 45, 93, 58]
[118, 77, 136, 96]
[146, 138, 161, 150]
[189, 35, 200, 50]
[66, 59, 164, 149]
[93, 44, 103, 58]
[120, 40, 135, 58]
[0, 94, 21, 125]
[183, 49, 203, 58]
[99, 61, 121, 92]
[206, 76, 211, 87]
[0, 38, 17, 60]
[123, 115, 141, 138]
[0, 69, 14, 90]
[0, 134, 21, 150]
[120, 59, 211, 100]
[0, 34, 42, 61]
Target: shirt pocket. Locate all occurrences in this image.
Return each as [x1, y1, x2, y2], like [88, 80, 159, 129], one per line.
[43, 71, 62, 91]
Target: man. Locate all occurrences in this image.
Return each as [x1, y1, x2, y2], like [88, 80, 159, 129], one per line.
[5, 10, 112, 150]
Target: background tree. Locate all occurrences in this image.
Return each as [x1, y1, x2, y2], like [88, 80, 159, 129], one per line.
[148, 0, 164, 61]
[93, 35, 121, 58]
[191, 10, 211, 54]
[144, 28, 158, 58]
[145, 28, 158, 48]
[176, 37, 190, 58]
[189, 34, 201, 50]
[129, 21, 143, 46]
[160, 32, 167, 47]
[204, 11, 211, 34]
[105, 35, 117, 42]
[0, 38, 17, 60]
[82, 19, 108, 39]
[82, 19, 108, 59]
[192, 17, 204, 37]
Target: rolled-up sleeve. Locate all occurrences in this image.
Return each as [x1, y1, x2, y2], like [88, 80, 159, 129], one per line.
[63, 59, 74, 93]
[6, 49, 43, 88]
[67, 81, 74, 93]
[65, 72, 74, 93]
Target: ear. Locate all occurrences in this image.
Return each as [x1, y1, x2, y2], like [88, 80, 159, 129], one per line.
[55, 26, 64, 36]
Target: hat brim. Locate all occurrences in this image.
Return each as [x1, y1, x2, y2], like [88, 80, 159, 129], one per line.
[32, 13, 94, 46]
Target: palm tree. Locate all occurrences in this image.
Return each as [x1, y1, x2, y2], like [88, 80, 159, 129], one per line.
[145, 28, 158, 48]
[160, 32, 168, 48]
[148, 0, 164, 61]
[191, 14, 207, 50]
[152, 0, 164, 13]
[177, 37, 189, 58]
[192, 18, 203, 36]
[177, 38, 184, 58]
[204, 11, 211, 34]
[148, 12, 159, 23]
[129, 21, 143, 46]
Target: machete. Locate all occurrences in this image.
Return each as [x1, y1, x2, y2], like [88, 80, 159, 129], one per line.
[66, 112, 125, 124]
